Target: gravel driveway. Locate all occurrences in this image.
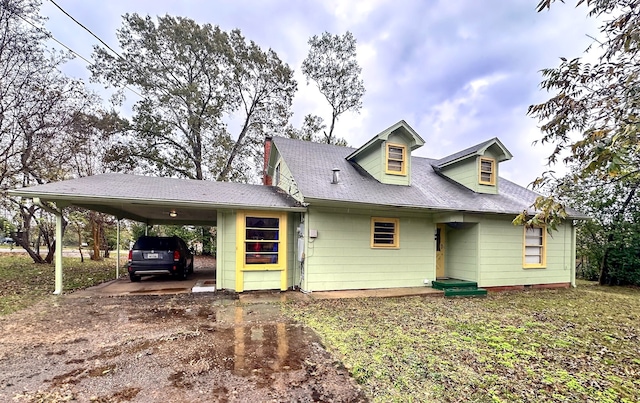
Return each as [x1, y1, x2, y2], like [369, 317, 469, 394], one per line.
[0, 292, 366, 402]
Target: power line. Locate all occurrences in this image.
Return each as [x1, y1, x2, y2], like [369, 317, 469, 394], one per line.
[0, 1, 143, 98]
[48, 0, 126, 62]
[9, 8, 93, 65]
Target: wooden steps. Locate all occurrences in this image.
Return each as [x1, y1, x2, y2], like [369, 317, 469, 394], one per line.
[432, 279, 487, 298]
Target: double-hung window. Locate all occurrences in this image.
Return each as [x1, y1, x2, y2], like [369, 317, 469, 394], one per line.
[386, 143, 407, 175]
[479, 157, 496, 185]
[244, 216, 280, 265]
[523, 226, 546, 268]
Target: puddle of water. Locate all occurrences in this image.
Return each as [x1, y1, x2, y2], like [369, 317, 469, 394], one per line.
[168, 304, 321, 388]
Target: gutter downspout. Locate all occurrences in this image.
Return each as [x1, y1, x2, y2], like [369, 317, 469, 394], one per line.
[33, 198, 64, 295]
[570, 221, 577, 288]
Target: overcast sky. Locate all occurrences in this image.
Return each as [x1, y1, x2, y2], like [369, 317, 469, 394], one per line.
[39, 0, 599, 187]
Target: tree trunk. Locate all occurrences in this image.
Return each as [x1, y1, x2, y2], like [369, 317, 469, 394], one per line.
[325, 112, 337, 144]
[217, 113, 252, 182]
[77, 224, 84, 263]
[91, 213, 102, 261]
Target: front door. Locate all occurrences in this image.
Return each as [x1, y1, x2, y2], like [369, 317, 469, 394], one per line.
[435, 224, 446, 278]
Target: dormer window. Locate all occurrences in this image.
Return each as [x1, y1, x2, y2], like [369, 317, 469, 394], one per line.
[479, 157, 495, 185]
[386, 143, 407, 175]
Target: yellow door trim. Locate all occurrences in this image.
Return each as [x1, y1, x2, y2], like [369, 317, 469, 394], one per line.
[235, 211, 288, 292]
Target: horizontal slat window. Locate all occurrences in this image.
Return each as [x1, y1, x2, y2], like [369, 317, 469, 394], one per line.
[371, 217, 399, 248]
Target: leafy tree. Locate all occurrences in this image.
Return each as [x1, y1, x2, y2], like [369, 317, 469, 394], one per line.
[516, 0, 640, 284]
[0, 0, 103, 263]
[91, 14, 296, 182]
[548, 167, 640, 285]
[301, 31, 365, 145]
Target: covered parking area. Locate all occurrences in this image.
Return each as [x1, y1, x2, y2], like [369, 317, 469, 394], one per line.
[8, 173, 304, 294]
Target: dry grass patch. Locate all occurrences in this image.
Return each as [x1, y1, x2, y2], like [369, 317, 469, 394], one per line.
[284, 287, 640, 402]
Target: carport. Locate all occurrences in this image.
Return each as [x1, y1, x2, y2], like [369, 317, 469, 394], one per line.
[8, 173, 305, 294]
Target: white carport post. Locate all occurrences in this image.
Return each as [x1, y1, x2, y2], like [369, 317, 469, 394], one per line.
[54, 212, 63, 294]
[116, 219, 121, 278]
[34, 198, 64, 295]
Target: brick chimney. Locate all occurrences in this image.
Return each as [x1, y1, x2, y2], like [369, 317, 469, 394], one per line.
[263, 136, 273, 185]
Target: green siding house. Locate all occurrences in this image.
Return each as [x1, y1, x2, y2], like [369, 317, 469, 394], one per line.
[10, 120, 584, 293]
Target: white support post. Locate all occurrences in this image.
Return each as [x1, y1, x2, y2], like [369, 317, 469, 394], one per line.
[116, 219, 120, 278]
[54, 211, 63, 295]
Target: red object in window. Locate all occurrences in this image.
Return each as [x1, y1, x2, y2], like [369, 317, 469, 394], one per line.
[173, 250, 180, 261]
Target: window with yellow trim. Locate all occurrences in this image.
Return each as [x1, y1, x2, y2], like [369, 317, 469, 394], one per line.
[371, 217, 399, 248]
[479, 157, 496, 185]
[386, 143, 406, 175]
[244, 216, 281, 265]
[523, 226, 546, 268]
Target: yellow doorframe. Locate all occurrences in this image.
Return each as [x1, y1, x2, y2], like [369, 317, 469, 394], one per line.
[235, 211, 287, 292]
[435, 223, 446, 278]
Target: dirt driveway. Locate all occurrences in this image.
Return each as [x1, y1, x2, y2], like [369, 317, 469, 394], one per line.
[0, 292, 366, 402]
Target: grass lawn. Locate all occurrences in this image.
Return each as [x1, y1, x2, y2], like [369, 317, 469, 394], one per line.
[0, 254, 122, 315]
[284, 285, 640, 402]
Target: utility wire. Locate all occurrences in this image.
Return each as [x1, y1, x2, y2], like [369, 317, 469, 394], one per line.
[48, 0, 126, 62]
[7, 8, 93, 65]
[45, 0, 143, 98]
[0, 1, 143, 98]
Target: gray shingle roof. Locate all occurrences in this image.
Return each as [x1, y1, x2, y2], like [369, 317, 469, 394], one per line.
[272, 136, 585, 218]
[11, 173, 302, 210]
[434, 137, 512, 167]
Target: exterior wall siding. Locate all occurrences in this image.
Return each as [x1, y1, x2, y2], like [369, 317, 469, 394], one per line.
[217, 210, 237, 291]
[439, 160, 477, 191]
[274, 156, 303, 203]
[304, 207, 434, 291]
[356, 148, 382, 182]
[243, 271, 282, 290]
[445, 224, 478, 281]
[288, 214, 300, 288]
[475, 215, 572, 287]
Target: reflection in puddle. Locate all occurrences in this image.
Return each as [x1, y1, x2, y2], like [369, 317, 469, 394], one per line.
[230, 306, 296, 379]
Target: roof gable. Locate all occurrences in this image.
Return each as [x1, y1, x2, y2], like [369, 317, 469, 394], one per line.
[434, 137, 513, 169]
[346, 120, 425, 161]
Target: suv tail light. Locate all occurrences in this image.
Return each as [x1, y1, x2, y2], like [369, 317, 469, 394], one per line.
[173, 250, 180, 261]
[128, 250, 132, 261]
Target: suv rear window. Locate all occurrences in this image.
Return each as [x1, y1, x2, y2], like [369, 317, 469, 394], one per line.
[133, 237, 177, 250]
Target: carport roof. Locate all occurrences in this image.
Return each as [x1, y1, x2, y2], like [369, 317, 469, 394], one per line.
[9, 173, 305, 225]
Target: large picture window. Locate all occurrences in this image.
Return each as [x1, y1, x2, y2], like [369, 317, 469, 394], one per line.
[371, 217, 400, 248]
[523, 226, 546, 268]
[386, 143, 407, 175]
[245, 216, 280, 264]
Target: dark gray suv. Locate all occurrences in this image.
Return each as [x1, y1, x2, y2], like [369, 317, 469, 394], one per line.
[127, 236, 194, 282]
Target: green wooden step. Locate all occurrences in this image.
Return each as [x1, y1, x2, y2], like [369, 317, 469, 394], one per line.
[444, 288, 488, 298]
[432, 279, 478, 290]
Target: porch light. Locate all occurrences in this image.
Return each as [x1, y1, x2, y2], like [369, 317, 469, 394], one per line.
[169, 210, 177, 218]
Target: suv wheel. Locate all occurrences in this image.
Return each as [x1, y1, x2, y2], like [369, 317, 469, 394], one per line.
[188, 259, 194, 274]
[175, 269, 188, 281]
[129, 273, 141, 282]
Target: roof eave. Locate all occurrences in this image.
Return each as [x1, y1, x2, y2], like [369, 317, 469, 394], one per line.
[8, 189, 307, 212]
